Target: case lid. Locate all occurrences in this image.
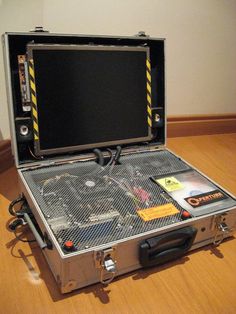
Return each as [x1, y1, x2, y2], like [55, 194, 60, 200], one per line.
[3, 31, 165, 168]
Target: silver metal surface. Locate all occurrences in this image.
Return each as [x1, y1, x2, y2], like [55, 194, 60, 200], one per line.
[19, 125, 29, 136]
[18, 147, 236, 292]
[2, 34, 19, 165]
[27, 43, 149, 53]
[21, 148, 236, 259]
[212, 214, 231, 245]
[104, 259, 116, 272]
[22, 150, 191, 253]
[94, 247, 117, 284]
[58, 209, 236, 292]
[4, 31, 166, 42]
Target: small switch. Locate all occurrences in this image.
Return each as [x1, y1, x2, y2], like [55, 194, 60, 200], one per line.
[63, 240, 75, 251]
[181, 210, 191, 220]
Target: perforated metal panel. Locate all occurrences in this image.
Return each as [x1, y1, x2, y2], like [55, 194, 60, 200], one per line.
[22, 150, 191, 253]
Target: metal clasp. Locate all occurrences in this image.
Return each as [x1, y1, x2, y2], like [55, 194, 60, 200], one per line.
[212, 214, 230, 246]
[94, 247, 117, 285]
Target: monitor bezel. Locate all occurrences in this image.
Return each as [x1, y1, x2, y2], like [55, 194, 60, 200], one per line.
[27, 44, 152, 156]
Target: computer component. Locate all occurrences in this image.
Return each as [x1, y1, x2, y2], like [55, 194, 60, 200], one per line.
[17, 55, 31, 112]
[15, 117, 33, 143]
[3, 31, 236, 294]
[27, 44, 152, 156]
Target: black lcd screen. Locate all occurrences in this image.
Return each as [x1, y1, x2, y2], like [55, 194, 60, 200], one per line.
[31, 46, 150, 155]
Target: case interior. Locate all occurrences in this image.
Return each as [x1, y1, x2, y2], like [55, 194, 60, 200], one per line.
[22, 149, 236, 254]
[5, 32, 165, 166]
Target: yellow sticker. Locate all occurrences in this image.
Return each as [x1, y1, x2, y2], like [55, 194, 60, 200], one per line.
[137, 203, 179, 221]
[155, 176, 184, 192]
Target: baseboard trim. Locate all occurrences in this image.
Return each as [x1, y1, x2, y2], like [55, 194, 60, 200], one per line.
[167, 114, 236, 137]
[0, 140, 13, 173]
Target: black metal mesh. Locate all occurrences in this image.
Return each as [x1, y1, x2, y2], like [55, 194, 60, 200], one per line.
[22, 150, 190, 253]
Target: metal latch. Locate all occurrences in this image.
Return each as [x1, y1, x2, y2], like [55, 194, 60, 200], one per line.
[135, 31, 150, 37]
[30, 26, 49, 33]
[94, 247, 117, 285]
[212, 214, 230, 246]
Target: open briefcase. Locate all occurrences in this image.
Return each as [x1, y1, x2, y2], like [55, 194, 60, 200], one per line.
[2, 29, 236, 293]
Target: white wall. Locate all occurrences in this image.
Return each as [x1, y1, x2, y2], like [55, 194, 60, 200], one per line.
[1, 0, 236, 139]
[0, 0, 43, 140]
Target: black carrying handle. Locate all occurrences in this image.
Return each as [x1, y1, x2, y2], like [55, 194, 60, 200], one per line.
[139, 226, 197, 267]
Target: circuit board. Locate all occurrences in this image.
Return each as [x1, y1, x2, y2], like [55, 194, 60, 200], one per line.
[20, 150, 191, 252]
[22, 150, 236, 253]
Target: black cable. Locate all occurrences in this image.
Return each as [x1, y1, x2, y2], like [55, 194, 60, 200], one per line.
[113, 146, 122, 165]
[8, 195, 25, 217]
[106, 148, 113, 158]
[93, 148, 104, 166]
[8, 196, 36, 243]
[28, 145, 43, 160]
[106, 148, 114, 166]
[106, 146, 122, 167]
[8, 218, 24, 231]
[8, 217, 36, 243]
[14, 230, 36, 243]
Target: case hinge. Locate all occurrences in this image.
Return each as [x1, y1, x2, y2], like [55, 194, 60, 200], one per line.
[135, 31, 150, 38]
[30, 26, 49, 33]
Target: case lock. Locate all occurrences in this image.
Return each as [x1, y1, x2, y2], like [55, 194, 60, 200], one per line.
[94, 247, 117, 285]
[212, 214, 230, 246]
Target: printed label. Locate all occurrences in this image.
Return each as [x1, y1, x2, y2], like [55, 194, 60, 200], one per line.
[137, 203, 179, 221]
[184, 189, 228, 208]
[155, 176, 184, 192]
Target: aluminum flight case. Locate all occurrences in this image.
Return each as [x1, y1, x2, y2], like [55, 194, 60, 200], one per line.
[3, 31, 236, 293]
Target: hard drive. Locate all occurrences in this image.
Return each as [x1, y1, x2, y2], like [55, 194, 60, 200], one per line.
[3, 30, 236, 293]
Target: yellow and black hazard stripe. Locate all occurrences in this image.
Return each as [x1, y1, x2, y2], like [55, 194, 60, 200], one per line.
[146, 59, 152, 127]
[28, 59, 39, 141]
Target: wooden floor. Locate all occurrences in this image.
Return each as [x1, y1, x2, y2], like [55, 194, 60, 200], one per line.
[0, 133, 236, 314]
